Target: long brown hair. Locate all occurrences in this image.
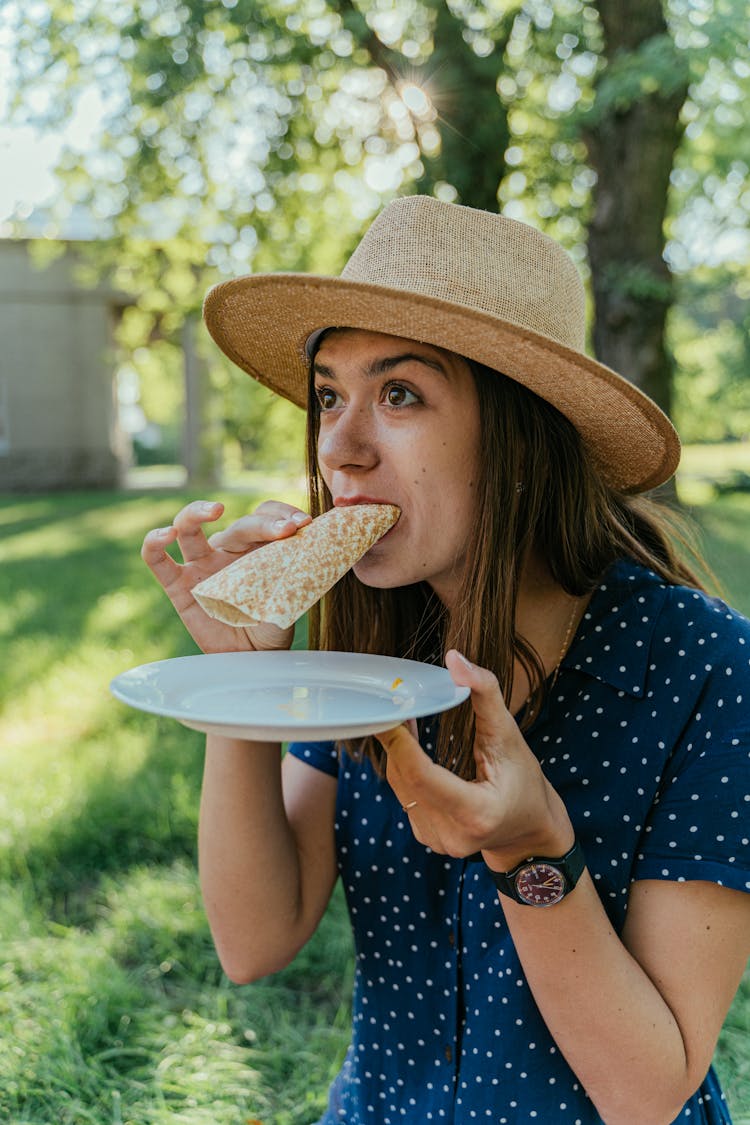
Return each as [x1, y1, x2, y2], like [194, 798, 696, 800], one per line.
[306, 351, 707, 779]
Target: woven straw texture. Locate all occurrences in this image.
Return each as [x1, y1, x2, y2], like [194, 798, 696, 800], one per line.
[203, 196, 680, 493]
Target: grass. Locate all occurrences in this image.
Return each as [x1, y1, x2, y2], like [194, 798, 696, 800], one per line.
[0, 489, 351, 1125]
[1, 473, 749, 1124]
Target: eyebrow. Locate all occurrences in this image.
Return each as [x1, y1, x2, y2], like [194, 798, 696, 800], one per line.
[312, 352, 450, 381]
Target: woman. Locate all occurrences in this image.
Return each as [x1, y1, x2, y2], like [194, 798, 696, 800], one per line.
[142, 196, 750, 1124]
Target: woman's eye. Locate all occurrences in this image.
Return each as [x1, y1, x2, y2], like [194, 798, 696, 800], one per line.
[315, 386, 339, 411]
[384, 384, 418, 407]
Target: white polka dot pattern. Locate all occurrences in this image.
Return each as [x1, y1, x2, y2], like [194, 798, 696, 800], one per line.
[289, 560, 747, 1123]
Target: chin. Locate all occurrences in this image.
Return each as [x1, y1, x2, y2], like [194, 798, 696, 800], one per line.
[352, 559, 412, 590]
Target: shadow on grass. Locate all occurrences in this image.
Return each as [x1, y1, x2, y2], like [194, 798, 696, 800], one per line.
[4, 719, 205, 924]
[0, 495, 201, 699]
[1, 492, 208, 916]
[0, 491, 114, 537]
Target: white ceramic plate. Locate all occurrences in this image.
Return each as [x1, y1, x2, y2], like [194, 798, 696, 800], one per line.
[110, 650, 470, 741]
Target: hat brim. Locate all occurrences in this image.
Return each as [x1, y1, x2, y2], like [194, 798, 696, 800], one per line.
[203, 274, 680, 494]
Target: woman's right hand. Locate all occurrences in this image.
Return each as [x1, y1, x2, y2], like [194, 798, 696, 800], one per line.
[141, 499, 311, 654]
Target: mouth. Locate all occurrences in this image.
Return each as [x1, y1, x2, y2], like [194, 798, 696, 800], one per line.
[333, 495, 395, 508]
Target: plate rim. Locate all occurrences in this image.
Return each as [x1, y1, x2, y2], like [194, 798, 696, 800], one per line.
[110, 649, 470, 737]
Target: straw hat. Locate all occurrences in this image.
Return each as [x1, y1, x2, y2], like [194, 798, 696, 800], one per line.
[203, 195, 679, 493]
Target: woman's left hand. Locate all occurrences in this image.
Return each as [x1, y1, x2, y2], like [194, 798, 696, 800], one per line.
[376, 650, 574, 870]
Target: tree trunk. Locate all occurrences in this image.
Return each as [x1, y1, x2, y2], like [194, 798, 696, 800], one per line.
[584, 0, 689, 420]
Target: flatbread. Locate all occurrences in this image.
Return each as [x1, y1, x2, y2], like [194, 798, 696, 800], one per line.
[192, 503, 400, 629]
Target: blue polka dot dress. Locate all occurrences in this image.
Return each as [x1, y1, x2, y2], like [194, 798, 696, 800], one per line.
[288, 560, 750, 1123]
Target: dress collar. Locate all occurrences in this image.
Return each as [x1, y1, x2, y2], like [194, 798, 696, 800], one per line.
[562, 559, 669, 698]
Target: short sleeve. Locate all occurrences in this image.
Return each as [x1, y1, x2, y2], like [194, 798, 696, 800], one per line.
[287, 740, 340, 778]
[634, 730, 750, 893]
[632, 592, 750, 894]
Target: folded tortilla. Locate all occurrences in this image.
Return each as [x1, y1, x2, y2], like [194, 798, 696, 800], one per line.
[192, 503, 400, 628]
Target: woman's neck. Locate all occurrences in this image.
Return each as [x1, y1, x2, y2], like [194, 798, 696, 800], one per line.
[510, 558, 588, 715]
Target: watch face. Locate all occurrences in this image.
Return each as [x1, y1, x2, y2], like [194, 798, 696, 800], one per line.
[514, 862, 566, 906]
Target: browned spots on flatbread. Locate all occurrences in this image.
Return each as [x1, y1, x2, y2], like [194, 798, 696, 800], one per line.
[193, 503, 400, 628]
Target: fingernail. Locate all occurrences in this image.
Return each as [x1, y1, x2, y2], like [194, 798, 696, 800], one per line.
[291, 511, 309, 525]
[456, 652, 473, 670]
[153, 526, 173, 538]
[199, 501, 217, 514]
[273, 517, 290, 530]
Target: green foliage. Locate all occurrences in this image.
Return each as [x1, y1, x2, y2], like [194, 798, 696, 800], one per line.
[4, 0, 749, 458]
[585, 31, 690, 123]
[602, 260, 674, 304]
[496, 0, 600, 244]
[671, 266, 750, 443]
[219, 374, 306, 473]
[8, 0, 431, 269]
[4, 0, 515, 474]
[665, 0, 750, 274]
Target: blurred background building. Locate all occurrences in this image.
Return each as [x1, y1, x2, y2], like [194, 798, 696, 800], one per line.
[0, 240, 128, 490]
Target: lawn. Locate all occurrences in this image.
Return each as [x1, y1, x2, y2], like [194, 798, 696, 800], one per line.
[1, 480, 749, 1124]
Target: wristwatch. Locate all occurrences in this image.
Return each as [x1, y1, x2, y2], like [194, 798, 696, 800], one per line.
[485, 839, 585, 906]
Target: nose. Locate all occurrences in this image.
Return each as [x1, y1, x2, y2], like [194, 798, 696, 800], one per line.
[317, 405, 380, 474]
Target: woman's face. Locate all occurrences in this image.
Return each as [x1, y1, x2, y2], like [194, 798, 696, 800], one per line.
[313, 328, 481, 608]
